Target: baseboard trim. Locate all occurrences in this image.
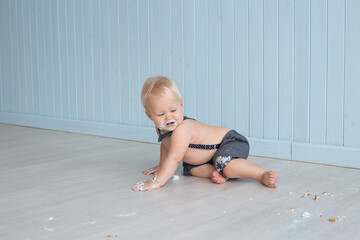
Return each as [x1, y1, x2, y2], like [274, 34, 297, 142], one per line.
[1, 112, 359, 168]
[0, 112, 157, 143]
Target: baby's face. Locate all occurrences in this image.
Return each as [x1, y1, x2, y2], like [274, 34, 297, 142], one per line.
[145, 95, 183, 132]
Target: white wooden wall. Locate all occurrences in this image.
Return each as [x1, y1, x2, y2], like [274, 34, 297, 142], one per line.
[0, 0, 359, 168]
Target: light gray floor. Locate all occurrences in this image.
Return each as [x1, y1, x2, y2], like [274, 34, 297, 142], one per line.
[1, 123, 359, 240]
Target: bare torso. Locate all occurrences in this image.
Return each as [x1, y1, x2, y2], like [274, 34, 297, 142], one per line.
[160, 119, 230, 165]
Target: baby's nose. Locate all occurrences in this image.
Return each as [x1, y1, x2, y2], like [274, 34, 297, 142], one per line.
[165, 114, 172, 120]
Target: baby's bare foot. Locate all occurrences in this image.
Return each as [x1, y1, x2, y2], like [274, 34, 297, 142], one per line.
[211, 171, 228, 184]
[260, 171, 278, 188]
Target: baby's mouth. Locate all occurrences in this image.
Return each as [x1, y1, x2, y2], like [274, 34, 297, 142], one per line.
[159, 119, 178, 130]
[166, 120, 175, 127]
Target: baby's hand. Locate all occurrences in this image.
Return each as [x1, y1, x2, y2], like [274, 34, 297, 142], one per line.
[142, 166, 160, 175]
[132, 179, 161, 192]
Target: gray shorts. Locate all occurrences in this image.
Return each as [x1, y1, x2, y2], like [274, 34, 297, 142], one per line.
[183, 130, 249, 178]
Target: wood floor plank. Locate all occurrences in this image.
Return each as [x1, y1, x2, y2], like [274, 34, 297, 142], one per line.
[0, 123, 359, 240]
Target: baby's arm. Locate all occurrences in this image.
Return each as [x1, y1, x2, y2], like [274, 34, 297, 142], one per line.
[142, 143, 167, 175]
[132, 124, 192, 191]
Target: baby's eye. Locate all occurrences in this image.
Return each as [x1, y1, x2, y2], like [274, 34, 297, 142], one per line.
[157, 113, 164, 117]
[171, 109, 177, 113]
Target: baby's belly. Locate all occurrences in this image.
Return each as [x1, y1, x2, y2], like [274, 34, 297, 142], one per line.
[182, 148, 217, 165]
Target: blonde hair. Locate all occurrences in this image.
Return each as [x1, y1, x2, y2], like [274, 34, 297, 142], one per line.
[141, 76, 182, 109]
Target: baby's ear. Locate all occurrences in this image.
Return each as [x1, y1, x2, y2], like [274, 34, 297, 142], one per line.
[145, 110, 152, 120]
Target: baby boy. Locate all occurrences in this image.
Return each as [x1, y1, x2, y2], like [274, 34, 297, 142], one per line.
[132, 76, 278, 191]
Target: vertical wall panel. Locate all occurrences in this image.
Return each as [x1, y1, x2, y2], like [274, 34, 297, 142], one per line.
[344, 0, 360, 148]
[309, 0, 327, 144]
[195, 0, 209, 123]
[0, 56, 2, 112]
[171, 0, 184, 101]
[74, 0, 86, 120]
[36, 0, 46, 116]
[234, 0, 249, 136]
[327, 0, 344, 146]
[160, 0, 173, 77]
[66, 0, 77, 119]
[221, 0, 235, 129]
[183, 0, 196, 118]
[83, 0, 95, 121]
[149, 0, 161, 76]
[263, 0, 279, 140]
[8, 0, 15, 113]
[293, 0, 310, 143]
[101, 0, 112, 123]
[249, 0, 264, 138]
[1, 0, 360, 167]
[58, 0, 69, 118]
[109, 0, 121, 123]
[29, 1, 39, 115]
[22, 0, 33, 114]
[138, 0, 152, 127]
[92, 0, 103, 121]
[51, 0, 62, 117]
[0, 0, 9, 111]
[118, 0, 130, 124]
[44, 0, 55, 116]
[17, 0, 26, 114]
[128, 0, 141, 126]
[278, 0, 294, 141]
[0, 1, 3, 111]
[208, 0, 221, 126]
[11, 0, 20, 113]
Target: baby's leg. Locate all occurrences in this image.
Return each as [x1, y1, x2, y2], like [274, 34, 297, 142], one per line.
[189, 164, 227, 184]
[223, 158, 278, 188]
